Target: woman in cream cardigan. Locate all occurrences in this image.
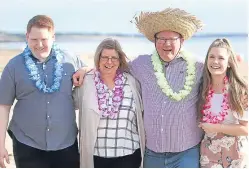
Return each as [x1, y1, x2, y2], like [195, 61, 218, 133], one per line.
[73, 38, 145, 168]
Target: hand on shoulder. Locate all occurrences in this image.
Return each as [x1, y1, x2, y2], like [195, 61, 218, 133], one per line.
[73, 67, 94, 86]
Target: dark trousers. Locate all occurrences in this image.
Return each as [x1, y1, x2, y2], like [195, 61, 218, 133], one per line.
[10, 132, 79, 168]
[94, 148, 141, 168]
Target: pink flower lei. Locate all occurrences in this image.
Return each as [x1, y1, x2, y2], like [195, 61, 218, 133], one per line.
[201, 76, 230, 124]
[94, 71, 125, 119]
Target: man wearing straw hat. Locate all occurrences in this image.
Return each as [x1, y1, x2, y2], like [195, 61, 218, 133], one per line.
[72, 8, 204, 168]
[129, 8, 204, 168]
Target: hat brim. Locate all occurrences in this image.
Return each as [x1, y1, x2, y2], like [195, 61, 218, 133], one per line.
[135, 8, 204, 42]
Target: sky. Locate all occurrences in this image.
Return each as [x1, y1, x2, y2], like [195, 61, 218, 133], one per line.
[0, 0, 248, 34]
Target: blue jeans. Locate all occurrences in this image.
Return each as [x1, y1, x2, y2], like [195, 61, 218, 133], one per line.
[144, 144, 200, 168]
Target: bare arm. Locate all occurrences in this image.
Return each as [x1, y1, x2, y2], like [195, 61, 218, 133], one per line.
[199, 120, 248, 136]
[218, 120, 248, 136]
[72, 87, 79, 110]
[0, 105, 10, 149]
[0, 104, 11, 168]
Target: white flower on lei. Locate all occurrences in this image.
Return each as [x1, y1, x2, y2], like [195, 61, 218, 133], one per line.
[153, 60, 163, 71]
[172, 94, 182, 101]
[151, 50, 196, 101]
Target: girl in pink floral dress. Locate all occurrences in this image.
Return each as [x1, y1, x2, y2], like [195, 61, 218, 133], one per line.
[198, 38, 248, 168]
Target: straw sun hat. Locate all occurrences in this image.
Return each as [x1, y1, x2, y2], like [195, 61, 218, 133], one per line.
[134, 8, 204, 42]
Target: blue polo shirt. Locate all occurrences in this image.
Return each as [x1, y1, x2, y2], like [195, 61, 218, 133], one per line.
[0, 49, 83, 151]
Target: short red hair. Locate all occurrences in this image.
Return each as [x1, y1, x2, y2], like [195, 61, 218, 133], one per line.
[27, 15, 54, 33]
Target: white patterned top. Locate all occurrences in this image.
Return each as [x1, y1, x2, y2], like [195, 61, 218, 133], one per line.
[94, 75, 140, 157]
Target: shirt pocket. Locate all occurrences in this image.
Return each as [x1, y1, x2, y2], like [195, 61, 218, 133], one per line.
[60, 70, 74, 95]
[15, 71, 38, 99]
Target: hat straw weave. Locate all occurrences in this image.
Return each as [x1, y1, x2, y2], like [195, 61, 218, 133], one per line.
[134, 8, 204, 42]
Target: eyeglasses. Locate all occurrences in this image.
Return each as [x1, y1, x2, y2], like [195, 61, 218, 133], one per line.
[155, 37, 180, 44]
[100, 56, 119, 62]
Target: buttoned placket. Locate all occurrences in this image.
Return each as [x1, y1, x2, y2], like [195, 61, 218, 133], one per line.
[161, 58, 181, 150]
[42, 61, 52, 148]
[46, 97, 51, 133]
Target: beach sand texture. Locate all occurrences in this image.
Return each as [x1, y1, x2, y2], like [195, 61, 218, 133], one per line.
[1, 49, 248, 168]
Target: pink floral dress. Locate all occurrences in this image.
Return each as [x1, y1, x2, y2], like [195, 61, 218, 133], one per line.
[200, 94, 248, 168]
[200, 132, 247, 168]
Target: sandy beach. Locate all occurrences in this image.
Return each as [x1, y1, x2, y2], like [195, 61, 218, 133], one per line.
[0, 50, 95, 68]
[0, 49, 248, 168]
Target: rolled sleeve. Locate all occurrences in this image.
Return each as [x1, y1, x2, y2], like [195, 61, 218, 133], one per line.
[0, 65, 16, 105]
[72, 87, 80, 110]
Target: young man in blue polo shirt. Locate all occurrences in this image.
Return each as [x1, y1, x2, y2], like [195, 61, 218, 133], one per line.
[0, 15, 83, 168]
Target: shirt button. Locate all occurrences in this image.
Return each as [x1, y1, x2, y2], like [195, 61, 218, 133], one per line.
[161, 115, 164, 117]
[47, 128, 50, 131]
[45, 75, 48, 77]
[161, 128, 164, 132]
[164, 101, 166, 104]
[47, 102, 50, 104]
[47, 115, 50, 118]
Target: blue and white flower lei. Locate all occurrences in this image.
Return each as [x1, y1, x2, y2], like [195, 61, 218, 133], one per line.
[23, 44, 64, 93]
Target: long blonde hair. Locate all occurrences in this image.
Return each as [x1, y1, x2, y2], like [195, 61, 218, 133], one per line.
[199, 38, 248, 118]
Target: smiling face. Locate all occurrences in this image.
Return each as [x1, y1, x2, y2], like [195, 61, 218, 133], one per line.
[207, 47, 230, 77]
[99, 49, 120, 77]
[155, 31, 184, 62]
[26, 26, 55, 62]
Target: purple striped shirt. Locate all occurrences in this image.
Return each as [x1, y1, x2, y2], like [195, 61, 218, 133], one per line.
[130, 54, 204, 152]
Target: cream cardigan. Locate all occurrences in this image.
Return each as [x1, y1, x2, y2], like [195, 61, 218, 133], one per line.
[73, 72, 145, 168]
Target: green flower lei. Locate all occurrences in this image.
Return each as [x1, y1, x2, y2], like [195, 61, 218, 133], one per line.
[151, 50, 196, 101]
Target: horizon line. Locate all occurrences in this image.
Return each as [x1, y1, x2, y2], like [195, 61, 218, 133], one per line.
[0, 31, 248, 37]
